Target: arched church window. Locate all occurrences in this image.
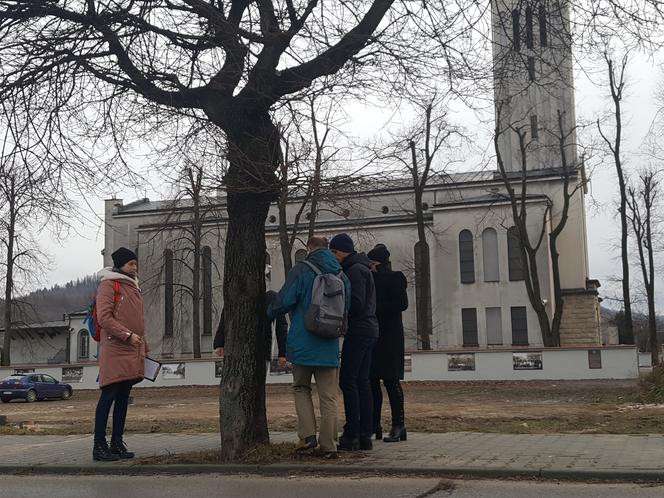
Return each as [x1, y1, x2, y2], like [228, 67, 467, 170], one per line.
[507, 227, 525, 281]
[202, 246, 212, 336]
[164, 248, 174, 337]
[539, 5, 548, 47]
[294, 249, 307, 263]
[482, 228, 500, 282]
[458, 230, 475, 284]
[511, 9, 521, 51]
[525, 6, 534, 49]
[78, 330, 89, 359]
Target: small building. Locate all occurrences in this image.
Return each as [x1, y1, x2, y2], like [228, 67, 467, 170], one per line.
[1, 312, 97, 365]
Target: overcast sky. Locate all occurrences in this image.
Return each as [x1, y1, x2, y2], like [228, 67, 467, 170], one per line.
[36, 52, 663, 312]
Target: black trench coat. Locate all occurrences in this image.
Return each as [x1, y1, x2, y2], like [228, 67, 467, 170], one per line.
[369, 267, 409, 380]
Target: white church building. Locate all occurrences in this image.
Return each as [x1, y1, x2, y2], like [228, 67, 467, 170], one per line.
[102, 0, 601, 359]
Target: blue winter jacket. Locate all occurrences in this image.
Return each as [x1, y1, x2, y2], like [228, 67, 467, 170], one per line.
[267, 248, 351, 368]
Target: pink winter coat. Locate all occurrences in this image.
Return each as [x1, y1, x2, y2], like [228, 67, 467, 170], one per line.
[96, 268, 149, 388]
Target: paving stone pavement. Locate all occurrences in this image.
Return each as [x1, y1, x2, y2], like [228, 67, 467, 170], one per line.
[2, 431, 664, 475]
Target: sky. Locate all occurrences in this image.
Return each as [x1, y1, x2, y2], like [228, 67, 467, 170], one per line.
[35, 51, 663, 312]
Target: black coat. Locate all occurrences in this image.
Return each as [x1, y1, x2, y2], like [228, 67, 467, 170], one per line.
[213, 290, 288, 361]
[341, 252, 379, 338]
[370, 267, 408, 380]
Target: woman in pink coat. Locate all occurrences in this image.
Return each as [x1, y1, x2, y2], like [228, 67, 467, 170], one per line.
[93, 247, 148, 461]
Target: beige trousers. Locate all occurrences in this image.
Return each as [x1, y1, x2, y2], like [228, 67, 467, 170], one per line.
[292, 365, 339, 452]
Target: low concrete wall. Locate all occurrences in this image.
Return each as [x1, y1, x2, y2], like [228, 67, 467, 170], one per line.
[1, 346, 638, 391]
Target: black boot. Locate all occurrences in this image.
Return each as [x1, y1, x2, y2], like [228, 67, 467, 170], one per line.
[373, 426, 383, 440]
[93, 439, 120, 462]
[383, 426, 407, 443]
[337, 434, 360, 451]
[110, 440, 135, 459]
[359, 437, 373, 451]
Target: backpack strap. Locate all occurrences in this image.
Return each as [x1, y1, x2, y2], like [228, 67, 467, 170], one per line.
[112, 281, 122, 303]
[302, 260, 322, 276]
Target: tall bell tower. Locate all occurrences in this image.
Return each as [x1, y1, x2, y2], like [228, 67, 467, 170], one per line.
[492, 0, 578, 172]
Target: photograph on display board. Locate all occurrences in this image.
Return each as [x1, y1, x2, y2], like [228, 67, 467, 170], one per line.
[214, 360, 224, 378]
[404, 354, 412, 373]
[269, 358, 293, 375]
[161, 362, 186, 380]
[447, 353, 476, 371]
[62, 367, 83, 383]
[588, 349, 602, 369]
[512, 352, 543, 370]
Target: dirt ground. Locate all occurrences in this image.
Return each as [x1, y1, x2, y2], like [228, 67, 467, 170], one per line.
[2, 380, 664, 436]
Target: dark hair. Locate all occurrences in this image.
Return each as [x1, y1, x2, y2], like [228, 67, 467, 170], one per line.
[306, 236, 329, 249]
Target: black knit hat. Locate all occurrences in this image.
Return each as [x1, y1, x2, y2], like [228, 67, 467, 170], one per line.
[367, 244, 390, 265]
[112, 247, 137, 269]
[329, 233, 354, 253]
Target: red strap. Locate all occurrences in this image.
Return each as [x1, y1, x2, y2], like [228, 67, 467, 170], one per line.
[112, 281, 122, 303]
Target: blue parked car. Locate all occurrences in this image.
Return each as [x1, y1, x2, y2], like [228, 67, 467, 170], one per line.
[0, 373, 73, 403]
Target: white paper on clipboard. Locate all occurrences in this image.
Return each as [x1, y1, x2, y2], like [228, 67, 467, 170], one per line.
[144, 357, 162, 382]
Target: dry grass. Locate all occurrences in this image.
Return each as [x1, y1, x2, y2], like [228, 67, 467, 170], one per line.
[2, 379, 663, 436]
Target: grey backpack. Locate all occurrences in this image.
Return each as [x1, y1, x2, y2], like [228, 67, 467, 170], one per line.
[302, 260, 347, 339]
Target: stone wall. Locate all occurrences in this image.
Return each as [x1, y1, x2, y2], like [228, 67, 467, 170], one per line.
[559, 287, 601, 346]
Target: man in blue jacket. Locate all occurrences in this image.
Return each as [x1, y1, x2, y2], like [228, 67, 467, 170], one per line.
[329, 233, 379, 451]
[268, 236, 350, 458]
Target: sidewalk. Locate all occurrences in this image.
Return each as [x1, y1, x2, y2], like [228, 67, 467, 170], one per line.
[2, 431, 664, 481]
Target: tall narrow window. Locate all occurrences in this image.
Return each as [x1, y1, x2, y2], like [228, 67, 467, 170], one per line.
[507, 227, 525, 281]
[294, 249, 307, 263]
[482, 228, 500, 282]
[530, 115, 539, 139]
[462, 308, 479, 346]
[539, 5, 548, 47]
[486, 308, 503, 345]
[527, 56, 535, 81]
[78, 330, 89, 359]
[525, 6, 534, 49]
[511, 306, 529, 345]
[458, 230, 475, 284]
[202, 246, 212, 337]
[164, 248, 174, 337]
[511, 9, 521, 51]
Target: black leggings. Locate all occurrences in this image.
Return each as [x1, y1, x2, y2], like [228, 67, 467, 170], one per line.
[94, 380, 134, 443]
[371, 378, 404, 431]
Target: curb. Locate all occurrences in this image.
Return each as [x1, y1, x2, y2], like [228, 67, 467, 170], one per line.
[1, 463, 663, 482]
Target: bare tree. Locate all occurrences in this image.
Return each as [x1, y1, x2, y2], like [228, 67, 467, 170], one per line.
[0, 102, 72, 366]
[495, 107, 587, 347]
[597, 51, 634, 344]
[627, 168, 661, 365]
[372, 95, 463, 349]
[0, 0, 484, 458]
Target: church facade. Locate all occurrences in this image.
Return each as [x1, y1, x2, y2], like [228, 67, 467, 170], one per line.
[102, 0, 601, 358]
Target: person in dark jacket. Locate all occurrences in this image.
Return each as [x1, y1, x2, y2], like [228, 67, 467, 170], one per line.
[330, 233, 379, 451]
[213, 290, 288, 365]
[367, 244, 409, 443]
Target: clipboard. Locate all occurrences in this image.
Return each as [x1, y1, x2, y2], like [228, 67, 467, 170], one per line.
[144, 357, 162, 382]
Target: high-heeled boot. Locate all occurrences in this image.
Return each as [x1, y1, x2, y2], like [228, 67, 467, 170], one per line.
[382, 426, 407, 443]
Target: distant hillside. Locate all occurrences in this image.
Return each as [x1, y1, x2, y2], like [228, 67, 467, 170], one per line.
[0, 275, 98, 324]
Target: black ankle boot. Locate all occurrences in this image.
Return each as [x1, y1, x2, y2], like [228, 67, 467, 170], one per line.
[373, 426, 383, 440]
[337, 435, 360, 451]
[383, 426, 407, 443]
[360, 437, 373, 450]
[93, 440, 120, 462]
[110, 440, 135, 459]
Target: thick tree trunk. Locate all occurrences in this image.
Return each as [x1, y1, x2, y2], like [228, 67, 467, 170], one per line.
[219, 193, 271, 460]
[216, 109, 279, 461]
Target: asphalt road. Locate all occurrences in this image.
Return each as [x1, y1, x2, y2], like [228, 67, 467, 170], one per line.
[2, 475, 664, 498]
